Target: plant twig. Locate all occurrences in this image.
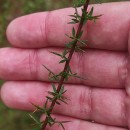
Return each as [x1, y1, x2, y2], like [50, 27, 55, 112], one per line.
[41, 0, 90, 129]
[30, 0, 102, 129]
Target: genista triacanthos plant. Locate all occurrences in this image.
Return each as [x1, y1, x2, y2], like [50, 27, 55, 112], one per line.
[29, 0, 102, 130]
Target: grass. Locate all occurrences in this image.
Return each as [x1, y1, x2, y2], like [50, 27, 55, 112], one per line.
[0, 0, 127, 129]
[0, 103, 32, 130]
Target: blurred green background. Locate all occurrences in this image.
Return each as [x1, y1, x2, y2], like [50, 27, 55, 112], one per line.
[0, 0, 128, 129]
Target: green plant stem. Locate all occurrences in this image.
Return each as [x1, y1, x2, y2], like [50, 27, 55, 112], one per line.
[41, 0, 90, 129]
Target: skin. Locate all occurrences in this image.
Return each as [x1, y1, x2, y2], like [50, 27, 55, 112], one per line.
[0, 2, 130, 130]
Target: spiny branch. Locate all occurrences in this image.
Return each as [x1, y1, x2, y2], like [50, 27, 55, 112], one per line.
[30, 0, 102, 130]
[40, 0, 90, 129]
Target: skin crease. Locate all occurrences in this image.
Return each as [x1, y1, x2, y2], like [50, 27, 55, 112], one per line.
[0, 1, 130, 130]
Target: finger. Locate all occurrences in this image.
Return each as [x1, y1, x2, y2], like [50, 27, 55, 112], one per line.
[0, 48, 127, 88]
[125, 97, 130, 129]
[124, 23, 130, 129]
[41, 114, 127, 130]
[1, 81, 127, 127]
[6, 2, 130, 50]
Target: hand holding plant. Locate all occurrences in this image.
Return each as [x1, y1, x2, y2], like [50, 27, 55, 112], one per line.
[0, 1, 130, 130]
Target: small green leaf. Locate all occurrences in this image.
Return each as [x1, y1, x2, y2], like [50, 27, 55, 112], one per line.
[48, 91, 56, 96]
[55, 101, 61, 105]
[93, 14, 102, 22]
[65, 34, 73, 39]
[47, 116, 56, 127]
[29, 114, 40, 125]
[46, 96, 53, 102]
[72, 18, 79, 23]
[62, 49, 68, 57]
[43, 65, 55, 76]
[51, 51, 62, 57]
[72, 27, 76, 37]
[82, 40, 88, 44]
[77, 30, 83, 39]
[88, 7, 94, 16]
[44, 99, 48, 108]
[59, 98, 68, 104]
[61, 89, 67, 95]
[69, 14, 77, 18]
[49, 74, 60, 81]
[59, 59, 66, 63]
[43, 65, 60, 81]
[68, 18, 79, 24]
[59, 85, 64, 95]
[31, 103, 45, 112]
[52, 83, 57, 93]
[65, 40, 75, 48]
[77, 39, 87, 45]
[70, 73, 87, 80]
[68, 65, 72, 74]
[59, 123, 65, 130]
[61, 72, 69, 81]
[75, 46, 85, 52]
[68, 21, 77, 24]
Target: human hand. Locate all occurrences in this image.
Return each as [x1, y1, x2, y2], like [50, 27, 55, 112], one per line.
[0, 2, 130, 130]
